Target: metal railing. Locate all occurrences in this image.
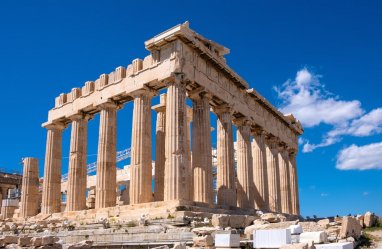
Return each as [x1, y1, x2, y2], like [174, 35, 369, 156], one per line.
[61, 148, 131, 182]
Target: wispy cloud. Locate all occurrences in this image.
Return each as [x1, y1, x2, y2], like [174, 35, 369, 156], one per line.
[336, 142, 382, 170]
[363, 192, 369, 196]
[320, 193, 329, 197]
[275, 68, 382, 152]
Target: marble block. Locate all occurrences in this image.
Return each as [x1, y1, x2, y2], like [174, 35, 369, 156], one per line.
[254, 229, 291, 248]
[215, 234, 240, 248]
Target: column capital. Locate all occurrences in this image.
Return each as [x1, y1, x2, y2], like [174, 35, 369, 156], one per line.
[251, 126, 266, 136]
[152, 93, 166, 113]
[265, 135, 280, 150]
[68, 112, 92, 121]
[164, 73, 186, 87]
[44, 122, 66, 131]
[288, 147, 298, 156]
[130, 86, 157, 98]
[152, 104, 166, 113]
[98, 101, 119, 110]
[233, 117, 251, 127]
[212, 104, 233, 115]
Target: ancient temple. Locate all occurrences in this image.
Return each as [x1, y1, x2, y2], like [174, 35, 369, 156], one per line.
[21, 22, 303, 219]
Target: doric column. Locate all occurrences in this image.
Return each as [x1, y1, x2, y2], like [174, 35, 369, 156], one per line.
[41, 123, 65, 214]
[215, 106, 236, 207]
[152, 94, 166, 202]
[235, 119, 254, 209]
[20, 158, 39, 218]
[95, 102, 117, 209]
[186, 106, 193, 200]
[129, 88, 155, 204]
[289, 150, 300, 215]
[163, 79, 190, 201]
[279, 145, 292, 214]
[251, 129, 269, 211]
[66, 114, 89, 211]
[265, 136, 281, 213]
[191, 93, 213, 204]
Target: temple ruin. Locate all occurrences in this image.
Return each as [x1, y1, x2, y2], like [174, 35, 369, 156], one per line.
[17, 22, 303, 221]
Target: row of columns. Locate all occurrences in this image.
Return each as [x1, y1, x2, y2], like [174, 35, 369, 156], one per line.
[40, 80, 300, 216]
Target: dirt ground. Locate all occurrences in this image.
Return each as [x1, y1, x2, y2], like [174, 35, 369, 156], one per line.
[364, 229, 382, 248]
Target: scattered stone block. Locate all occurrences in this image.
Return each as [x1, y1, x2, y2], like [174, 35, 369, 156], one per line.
[229, 215, 246, 228]
[317, 219, 330, 228]
[364, 212, 377, 228]
[172, 242, 187, 249]
[339, 217, 361, 239]
[31, 237, 42, 247]
[356, 215, 364, 227]
[244, 215, 257, 226]
[67, 240, 93, 249]
[17, 236, 32, 247]
[193, 235, 214, 247]
[280, 243, 309, 249]
[215, 233, 240, 248]
[300, 231, 328, 244]
[42, 235, 59, 246]
[151, 246, 170, 249]
[5, 244, 22, 249]
[254, 229, 291, 248]
[3, 236, 18, 245]
[289, 224, 303, 234]
[261, 213, 280, 223]
[192, 226, 218, 236]
[315, 242, 353, 249]
[299, 222, 325, 232]
[212, 214, 230, 228]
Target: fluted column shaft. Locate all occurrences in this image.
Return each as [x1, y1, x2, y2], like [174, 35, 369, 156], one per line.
[41, 124, 64, 214]
[130, 90, 154, 204]
[236, 121, 254, 208]
[265, 137, 281, 213]
[251, 130, 269, 211]
[192, 94, 213, 204]
[66, 115, 88, 211]
[289, 152, 300, 215]
[153, 94, 166, 201]
[279, 147, 292, 214]
[20, 158, 39, 218]
[164, 81, 190, 201]
[186, 107, 193, 200]
[216, 107, 236, 207]
[95, 103, 117, 209]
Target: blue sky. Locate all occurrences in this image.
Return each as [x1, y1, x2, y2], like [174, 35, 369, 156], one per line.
[0, 0, 381, 217]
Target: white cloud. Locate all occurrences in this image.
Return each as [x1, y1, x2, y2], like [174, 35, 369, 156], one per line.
[320, 193, 329, 197]
[275, 68, 363, 128]
[276, 68, 382, 152]
[363, 192, 369, 196]
[336, 142, 382, 170]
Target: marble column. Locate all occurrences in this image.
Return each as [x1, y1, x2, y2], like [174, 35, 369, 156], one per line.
[41, 123, 64, 214]
[265, 136, 281, 213]
[235, 119, 254, 209]
[279, 146, 292, 214]
[186, 107, 193, 201]
[66, 114, 88, 211]
[251, 129, 269, 211]
[20, 157, 39, 218]
[191, 94, 213, 204]
[215, 106, 236, 207]
[95, 102, 117, 209]
[163, 80, 190, 201]
[152, 94, 166, 202]
[130, 89, 154, 204]
[289, 150, 300, 215]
